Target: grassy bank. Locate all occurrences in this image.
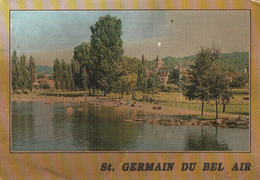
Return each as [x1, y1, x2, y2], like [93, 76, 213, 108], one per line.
[12, 89, 249, 117]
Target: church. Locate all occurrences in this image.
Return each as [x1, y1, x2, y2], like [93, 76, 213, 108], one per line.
[155, 56, 173, 84]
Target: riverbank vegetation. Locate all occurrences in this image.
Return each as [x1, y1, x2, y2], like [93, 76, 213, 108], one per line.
[11, 14, 249, 120]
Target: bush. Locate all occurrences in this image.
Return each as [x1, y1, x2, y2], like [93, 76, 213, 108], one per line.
[37, 73, 46, 79]
[41, 84, 51, 90]
[23, 89, 30, 94]
[230, 74, 248, 88]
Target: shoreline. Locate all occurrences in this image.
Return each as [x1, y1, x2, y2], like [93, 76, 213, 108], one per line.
[12, 95, 249, 128]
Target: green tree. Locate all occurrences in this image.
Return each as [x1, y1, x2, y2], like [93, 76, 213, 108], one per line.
[168, 68, 180, 84]
[53, 58, 62, 90]
[221, 90, 233, 114]
[230, 74, 248, 88]
[137, 54, 147, 92]
[116, 57, 139, 99]
[65, 64, 72, 91]
[61, 59, 66, 91]
[185, 46, 220, 116]
[28, 56, 36, 92]
[73, 42, 94, 92]
[11, 50, 18, 93]
[90, 15, 124, 96]
[81, 67, 88, 91]
[70, 58, 80, 91]
[208, 64, 231, 119]
[19, 54, 29, 92]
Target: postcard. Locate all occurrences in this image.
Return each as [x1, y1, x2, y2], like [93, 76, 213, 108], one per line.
[0, 0, 259, 179]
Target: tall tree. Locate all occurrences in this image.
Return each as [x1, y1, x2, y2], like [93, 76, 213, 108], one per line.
[208, 64, 231, 119]
[65, 64, 72, 91]
[81, 67, 88, 91]
[73, 42, 94, 92]
[19, 54, 29, 92]
[185, 46, 220, 116]
[116, 56, 139, 99]
[11, 50, 18, 93]
[90, 15, 124, 96]
[70, 58, 80, 91]
[28, 56, 36, 92]
[137, 54, 147, 92]
[53, 58, 62, 90]
[61, 59, 66, 91]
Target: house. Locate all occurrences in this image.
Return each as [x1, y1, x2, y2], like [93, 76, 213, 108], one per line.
[155, 56, 172, 84]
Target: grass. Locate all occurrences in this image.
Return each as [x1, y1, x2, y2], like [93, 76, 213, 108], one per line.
[12, 89, 249, 117]
[107, 91, 249, 116]
[38, 91, 88, 97]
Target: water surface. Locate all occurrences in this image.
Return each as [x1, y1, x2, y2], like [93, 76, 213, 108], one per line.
[11, 101, 249, 151]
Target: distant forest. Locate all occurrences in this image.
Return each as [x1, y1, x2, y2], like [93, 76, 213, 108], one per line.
[148, 51, 249, 71]
[37, 51, 249, 75]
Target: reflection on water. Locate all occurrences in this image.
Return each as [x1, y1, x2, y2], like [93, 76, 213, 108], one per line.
[11, 101, 249, 151]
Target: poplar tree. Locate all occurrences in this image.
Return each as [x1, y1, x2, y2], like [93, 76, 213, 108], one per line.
[11, 50, 18, 93]
[61, 59, 66, 91]
[53, 58, 62, 90]
[90, 15, 124, 96]
[19, 54, 29, 92]
[81, 67, 88, 91]
[137, 54, 147, 92]
[28, 56, 36, 92]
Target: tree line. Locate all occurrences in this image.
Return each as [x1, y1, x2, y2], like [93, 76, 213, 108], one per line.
[11, 50, 36, 93]
[11, 14, 241, 119]
[52, 15, 148, 98]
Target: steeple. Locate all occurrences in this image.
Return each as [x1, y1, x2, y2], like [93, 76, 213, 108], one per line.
[156, 55, 162, 71]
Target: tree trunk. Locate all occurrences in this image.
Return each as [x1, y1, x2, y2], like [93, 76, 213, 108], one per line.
[201, 99, 204, 116]
[129, 88, 135, 100]
[92, 86, 95, 96]
[215, 98, 218, 119]
[223, 104, 226, 113]
[121, 91, 124, 99]
[104, 91, 107, 97]
[88, 88, 91, 96]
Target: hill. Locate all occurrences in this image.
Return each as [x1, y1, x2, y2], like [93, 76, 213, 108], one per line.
[37, 65, 53, 75]
[147, 52, 249, 72]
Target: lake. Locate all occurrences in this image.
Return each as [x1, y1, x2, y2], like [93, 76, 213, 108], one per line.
[11, 101, 249, 151]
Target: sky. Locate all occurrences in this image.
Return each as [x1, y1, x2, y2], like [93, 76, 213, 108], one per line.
[10, 10, 250, 66]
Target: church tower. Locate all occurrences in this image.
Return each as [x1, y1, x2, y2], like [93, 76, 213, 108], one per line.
[156, 55, 162, 71]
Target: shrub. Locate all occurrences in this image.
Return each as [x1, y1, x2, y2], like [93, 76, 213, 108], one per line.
[37, 73, 46, 79]
[41, 84, 51, 90]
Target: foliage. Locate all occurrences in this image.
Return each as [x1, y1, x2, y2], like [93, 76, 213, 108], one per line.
[11, 50, 18, 93]
[230, 74, 248, 88]
[137, 54, 147, 92]
[90, 15, 124, 96]
[116, 57, 139, 99]
[11, 51, 37, 93]
[40, 84, 51, 90]
[81, 67, 88, 91]
[184, 46, 221, 116]
[53, 58, 62, 90]
[208, 64, 233, 118]
[168, 68, 180, 84]
[37, 73, 46, 79]
[73, 42, 93, 91]
[28, 56, 37, 92]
